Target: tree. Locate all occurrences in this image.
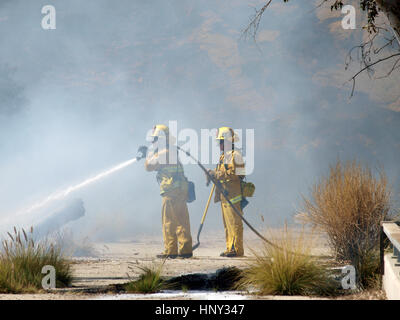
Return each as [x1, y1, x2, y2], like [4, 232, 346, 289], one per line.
[376, 0, 400, 40]
[244, 0, 400, 96]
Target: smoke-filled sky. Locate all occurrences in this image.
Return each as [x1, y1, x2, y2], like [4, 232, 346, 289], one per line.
[0, 0, 399, 240]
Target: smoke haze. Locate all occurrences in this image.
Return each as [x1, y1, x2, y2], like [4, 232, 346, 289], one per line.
[0, 0, 399, 241]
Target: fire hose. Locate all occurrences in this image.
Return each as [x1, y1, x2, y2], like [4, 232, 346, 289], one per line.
[136, 145, 318, 256]
[137, 144, 283, 250]
[175, 146, 279, 249]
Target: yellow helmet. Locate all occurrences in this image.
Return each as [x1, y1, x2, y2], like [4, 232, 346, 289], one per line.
[150, 124, 176, 144]
[151, 124, 169, 138]
[216, 126, 239, 142]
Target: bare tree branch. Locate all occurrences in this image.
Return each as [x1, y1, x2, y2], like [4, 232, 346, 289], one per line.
[349, 52, 400, 97]
[375, 57, 400, 79]
[241, 0, 273, 42]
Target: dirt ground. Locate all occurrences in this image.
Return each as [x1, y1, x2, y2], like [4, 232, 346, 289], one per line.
[0, 230, 384, 300]
[70, 232, 269, 288]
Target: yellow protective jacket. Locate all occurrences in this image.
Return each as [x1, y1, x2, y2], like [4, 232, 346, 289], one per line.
[214, 150, 245, 204]
[145, 147, 188, 197]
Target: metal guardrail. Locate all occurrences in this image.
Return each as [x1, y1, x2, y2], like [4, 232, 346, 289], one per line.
[380, 221, 400, 275]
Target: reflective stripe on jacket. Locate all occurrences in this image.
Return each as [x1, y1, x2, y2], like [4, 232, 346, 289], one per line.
[229, 194, 243, 204]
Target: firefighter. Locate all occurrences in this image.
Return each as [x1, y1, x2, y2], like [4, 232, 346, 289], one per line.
[139, 124, 193, 259]
[207, 127, 245, 257]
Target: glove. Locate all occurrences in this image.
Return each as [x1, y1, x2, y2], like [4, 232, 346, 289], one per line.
[137, 145, 148, 160]
[206, 169, 215, 186]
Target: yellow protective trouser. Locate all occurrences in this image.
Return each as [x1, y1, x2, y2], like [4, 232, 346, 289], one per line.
[161, 193, 192, 255]
[221, 199, 244, 256]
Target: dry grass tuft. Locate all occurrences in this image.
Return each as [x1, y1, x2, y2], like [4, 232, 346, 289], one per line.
[302, 159, 392, 288]
[238, 226, 337, 296]
[125, 260, 166, 294]
[0, 227, 72, 293]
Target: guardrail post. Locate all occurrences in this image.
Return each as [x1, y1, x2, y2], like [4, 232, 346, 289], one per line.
[394, 246, 400, 263]
[380, 222, 385, 276]
[394, 246, 399, 258]
[381, 221, 400, 298]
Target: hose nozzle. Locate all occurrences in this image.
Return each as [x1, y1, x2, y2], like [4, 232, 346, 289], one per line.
[136, 145, 148, 160]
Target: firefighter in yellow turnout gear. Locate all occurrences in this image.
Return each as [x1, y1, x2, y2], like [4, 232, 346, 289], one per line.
[207, 127, 245, 257]
[144, 125, 193, 259]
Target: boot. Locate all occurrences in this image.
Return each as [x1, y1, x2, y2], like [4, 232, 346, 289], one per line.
[156, 253, 178, 259]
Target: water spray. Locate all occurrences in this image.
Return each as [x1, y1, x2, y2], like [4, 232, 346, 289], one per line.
[4, 156, 141, 226]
